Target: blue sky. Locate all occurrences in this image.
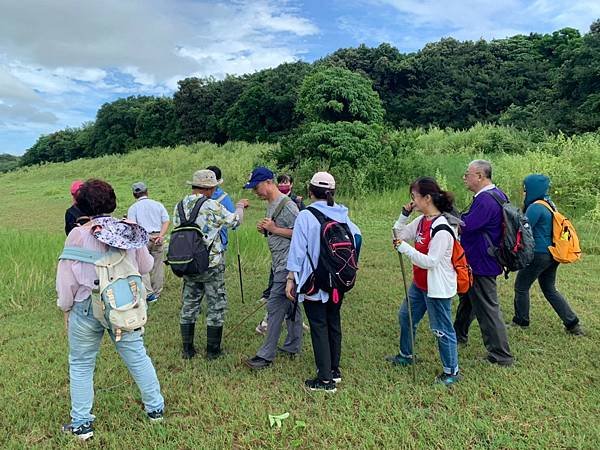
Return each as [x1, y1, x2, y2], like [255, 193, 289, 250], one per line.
[1, 0, 598, 155]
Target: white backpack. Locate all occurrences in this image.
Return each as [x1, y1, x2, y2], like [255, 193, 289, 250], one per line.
[59, 247, 147, 340]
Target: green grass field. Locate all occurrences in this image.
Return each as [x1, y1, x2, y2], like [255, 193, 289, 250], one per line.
[1, 143, 599, 449]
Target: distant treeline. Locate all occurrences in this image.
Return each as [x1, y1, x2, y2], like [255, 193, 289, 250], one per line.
[0, 154, 20, 172]
[19, 20, 600, 167]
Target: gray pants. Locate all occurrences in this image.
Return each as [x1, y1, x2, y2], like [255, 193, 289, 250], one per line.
[256, 271, 303, 361]
[142, 235, 165, 295]
[513, 253, 579, 328]
[454, 275, 513, 365]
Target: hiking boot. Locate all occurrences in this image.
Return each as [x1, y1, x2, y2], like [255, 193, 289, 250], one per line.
[304, 378, 337, 393]
[244, 356, 272, 370]
[147, 409, 164, 422]
[331, 368, 342, 383]
[385, 354, 414, 366]
[255, 319, 268, 335]
[206, 326, 224, 360]
[566, 323, 585, 336]
[277, 347, 298, 359]
[146, 292, 159, 303]
[435, 372, 461, 387]
[180, 323, 197, 360]
[61, 422, 94, 441]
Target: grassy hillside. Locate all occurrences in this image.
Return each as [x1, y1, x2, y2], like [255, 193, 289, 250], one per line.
[1, 142, 599, 449]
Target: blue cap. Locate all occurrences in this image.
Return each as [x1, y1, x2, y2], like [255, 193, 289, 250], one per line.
[244, 167, 274, 189]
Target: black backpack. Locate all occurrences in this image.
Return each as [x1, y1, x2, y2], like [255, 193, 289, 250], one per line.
[300, 207, 358, 303]
[483, 190, 535, 278]
[165, 197, 210, 277]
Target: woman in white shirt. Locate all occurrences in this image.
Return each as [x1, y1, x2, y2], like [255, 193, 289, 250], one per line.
[386, 177, 461, 386]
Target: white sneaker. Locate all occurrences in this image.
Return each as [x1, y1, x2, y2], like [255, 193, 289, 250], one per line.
[255, 320, 268, 335]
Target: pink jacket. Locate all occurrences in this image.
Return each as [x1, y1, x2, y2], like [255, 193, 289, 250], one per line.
[56, 224, 153, 311]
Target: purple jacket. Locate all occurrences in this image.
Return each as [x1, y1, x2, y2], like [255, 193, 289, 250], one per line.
[460, 187, 507, 277]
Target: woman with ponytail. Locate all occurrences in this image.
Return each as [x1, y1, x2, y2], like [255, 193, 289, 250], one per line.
[286, 172, 361, 393]
[386, 177, 462, 386]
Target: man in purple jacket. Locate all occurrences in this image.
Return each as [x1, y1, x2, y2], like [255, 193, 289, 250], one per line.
[453, 160, 513, 366]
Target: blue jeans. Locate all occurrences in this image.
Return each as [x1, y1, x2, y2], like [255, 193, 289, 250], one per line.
[68, 297, 164, 427]
[399, 283, 459, 375]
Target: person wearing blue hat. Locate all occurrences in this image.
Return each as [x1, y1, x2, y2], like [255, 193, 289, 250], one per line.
[243, 167, 304, 369]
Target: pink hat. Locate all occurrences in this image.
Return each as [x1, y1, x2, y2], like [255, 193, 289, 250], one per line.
[70, 180, 84, 196]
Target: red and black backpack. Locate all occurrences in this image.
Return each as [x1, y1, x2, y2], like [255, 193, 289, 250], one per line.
[300, 207, 358, 303]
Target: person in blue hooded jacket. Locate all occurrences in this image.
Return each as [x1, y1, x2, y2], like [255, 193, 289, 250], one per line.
[285, 172, 361, 393]
[511, 174, 584, 335]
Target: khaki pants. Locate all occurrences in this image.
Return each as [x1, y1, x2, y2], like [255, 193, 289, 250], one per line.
[143, 234, 165, 295]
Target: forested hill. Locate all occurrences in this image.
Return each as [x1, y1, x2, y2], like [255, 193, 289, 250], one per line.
[20, 20, 600, 167]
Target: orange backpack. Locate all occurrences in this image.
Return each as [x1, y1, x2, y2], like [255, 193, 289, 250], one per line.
[432, 224, 474, 294]
[534, 200, 581, 264]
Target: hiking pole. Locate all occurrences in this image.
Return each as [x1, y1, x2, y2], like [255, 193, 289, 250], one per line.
[393, 228, 417, 383]
[234, 230, 245, 304]
[224, 301, 266, 340]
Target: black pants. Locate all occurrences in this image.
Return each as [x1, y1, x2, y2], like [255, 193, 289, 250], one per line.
[513, 253, 579, 328]
[303, 297, 343, 382]
[454, 275, 513, 364]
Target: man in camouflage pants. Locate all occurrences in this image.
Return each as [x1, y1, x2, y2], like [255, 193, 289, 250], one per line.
[175, 169, 248, 360]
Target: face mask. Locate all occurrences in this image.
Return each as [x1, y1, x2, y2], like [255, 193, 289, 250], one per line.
[278, 184, 291, 195]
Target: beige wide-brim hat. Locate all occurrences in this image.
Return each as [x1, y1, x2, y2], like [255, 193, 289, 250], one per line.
[187, 169, 219, 188]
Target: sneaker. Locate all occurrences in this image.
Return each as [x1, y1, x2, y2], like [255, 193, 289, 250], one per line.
[244, 355, 272, 370]
[146, 292, 159, 303]
[435, 372, 461, 387]
[566, 323, 585, 336]
[485, 355, 513, 367]
[61, 422, 94, 441]
[331, 368, 342, 383]
[304, 378, 337, 393]
[506, 320, 528, 329]
[147, 409, 164, 422]
[255, 320, 268, 335]
[385, 354, 414, 366]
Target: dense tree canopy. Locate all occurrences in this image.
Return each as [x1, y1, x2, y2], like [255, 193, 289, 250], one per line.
[18, 20, 600, 167]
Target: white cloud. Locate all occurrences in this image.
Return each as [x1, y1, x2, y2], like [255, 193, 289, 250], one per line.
[0, 0, 318, 153]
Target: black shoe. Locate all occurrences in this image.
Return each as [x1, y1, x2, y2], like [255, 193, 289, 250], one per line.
[181, 323, 197, 359]
[304, 378, 337, 393]
[61, 422, 94, 441]
[486, 355, 513, 367]
[244, 356, 272, 370]
[206, 326, 224, 360]
[277, 347, 298, 359]
[331, 368, 342, 383]
[147, 409, 164, 422]
[506, 320, 529, 329]
[456, 336, 468, 345]
[566, 323, 585, 336]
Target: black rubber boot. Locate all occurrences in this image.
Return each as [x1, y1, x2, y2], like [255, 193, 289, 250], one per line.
[206, 326, 223, 360]
[181, 323, 197, 359]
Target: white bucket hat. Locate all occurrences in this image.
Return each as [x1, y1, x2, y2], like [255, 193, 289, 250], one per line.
[187, 169, 219, 188]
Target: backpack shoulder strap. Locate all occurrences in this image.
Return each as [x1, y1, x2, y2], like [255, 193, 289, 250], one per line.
[186, 197, 209, 224]
[270, 196, 292, 221]
[484, 189, 507, 206]
[534, 199, 555, 213]
[432, 223, 456, 240]
[59, 246, 104, 263]
[307, 206, 328, 225]
[177, 201, 188, 224]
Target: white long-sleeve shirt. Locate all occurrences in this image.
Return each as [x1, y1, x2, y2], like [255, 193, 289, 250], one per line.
[393, 213, 457, 299]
